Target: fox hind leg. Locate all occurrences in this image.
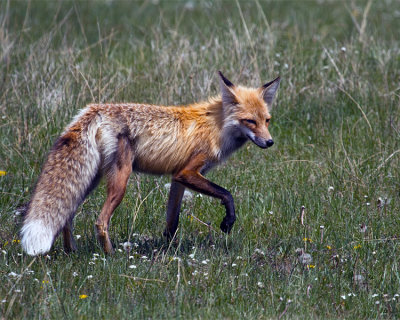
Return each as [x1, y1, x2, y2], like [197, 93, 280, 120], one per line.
[63, 216, 77, 253]
[96, 135, 134, 254]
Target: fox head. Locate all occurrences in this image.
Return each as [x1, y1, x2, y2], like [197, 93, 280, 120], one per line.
[218, 71, 280, 149]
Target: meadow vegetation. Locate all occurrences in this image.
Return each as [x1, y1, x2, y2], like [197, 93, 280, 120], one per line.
[1, 0, 400, 318]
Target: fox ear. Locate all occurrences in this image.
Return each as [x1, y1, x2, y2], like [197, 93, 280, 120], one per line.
[261, 76, 280, 106]
[218, 71, 237, 106]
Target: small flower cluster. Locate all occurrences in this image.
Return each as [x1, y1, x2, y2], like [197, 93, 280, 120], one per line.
[369, 293, 400, 305]
[88, 252, 106, 265]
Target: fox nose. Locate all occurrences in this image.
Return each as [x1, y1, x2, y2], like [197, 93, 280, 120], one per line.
[266, 139, 274, 147]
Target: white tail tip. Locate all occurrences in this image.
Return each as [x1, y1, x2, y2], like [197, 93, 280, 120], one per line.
[21, 220, 54, 256]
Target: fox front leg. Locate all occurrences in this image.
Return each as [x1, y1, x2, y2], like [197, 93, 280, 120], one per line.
[163, 180, 186, 239]
[174, 154, 236, 234]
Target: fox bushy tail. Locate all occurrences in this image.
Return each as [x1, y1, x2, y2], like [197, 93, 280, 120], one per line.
[21, 111, 103, 255]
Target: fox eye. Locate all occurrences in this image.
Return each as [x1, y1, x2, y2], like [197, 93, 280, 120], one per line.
[266, 118, 271, 123]
[244, 119, 257, 125]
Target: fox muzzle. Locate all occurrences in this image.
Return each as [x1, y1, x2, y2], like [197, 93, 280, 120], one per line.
[251, 136, 274, 149]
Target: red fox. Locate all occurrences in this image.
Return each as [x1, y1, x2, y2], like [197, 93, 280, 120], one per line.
[21, 71, 280, 255]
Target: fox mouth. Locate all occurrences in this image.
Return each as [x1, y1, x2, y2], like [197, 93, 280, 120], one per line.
[247, 134, 274, 149]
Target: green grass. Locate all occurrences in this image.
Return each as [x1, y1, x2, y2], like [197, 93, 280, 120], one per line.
[1, 0, 400, 318]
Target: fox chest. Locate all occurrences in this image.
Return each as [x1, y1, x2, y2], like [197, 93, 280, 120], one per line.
[219, 135, 248, 160]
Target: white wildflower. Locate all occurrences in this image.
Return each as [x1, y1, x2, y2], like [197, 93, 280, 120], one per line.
[8, 272, 19, 278]
[182, 190, 193, 201]
[354, 274, 364, 285]
[359, 224, 367, 233]
[184, 1, 195, 10]
[254, 248, 265, 255]
[299, 253, 312, 264]
[123, 242, 132, 251]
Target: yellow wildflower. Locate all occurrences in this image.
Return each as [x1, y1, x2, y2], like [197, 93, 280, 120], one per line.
[326, 245, 332, 250]
[79, 294, 88, 299]
[303, 237, 312, 243]
[0, 171, 6, 176]
[353, 244, 362, 249]
[307, 264, 316, 269]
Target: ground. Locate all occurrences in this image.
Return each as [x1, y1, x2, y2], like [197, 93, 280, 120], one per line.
[1, 1, 400, 318]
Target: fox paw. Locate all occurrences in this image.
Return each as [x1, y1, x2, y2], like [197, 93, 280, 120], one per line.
[163, 228, 177, 240]
[220, 217, 235, 234]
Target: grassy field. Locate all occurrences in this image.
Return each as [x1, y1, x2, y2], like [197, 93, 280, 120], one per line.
[1, 0, 400, 318]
